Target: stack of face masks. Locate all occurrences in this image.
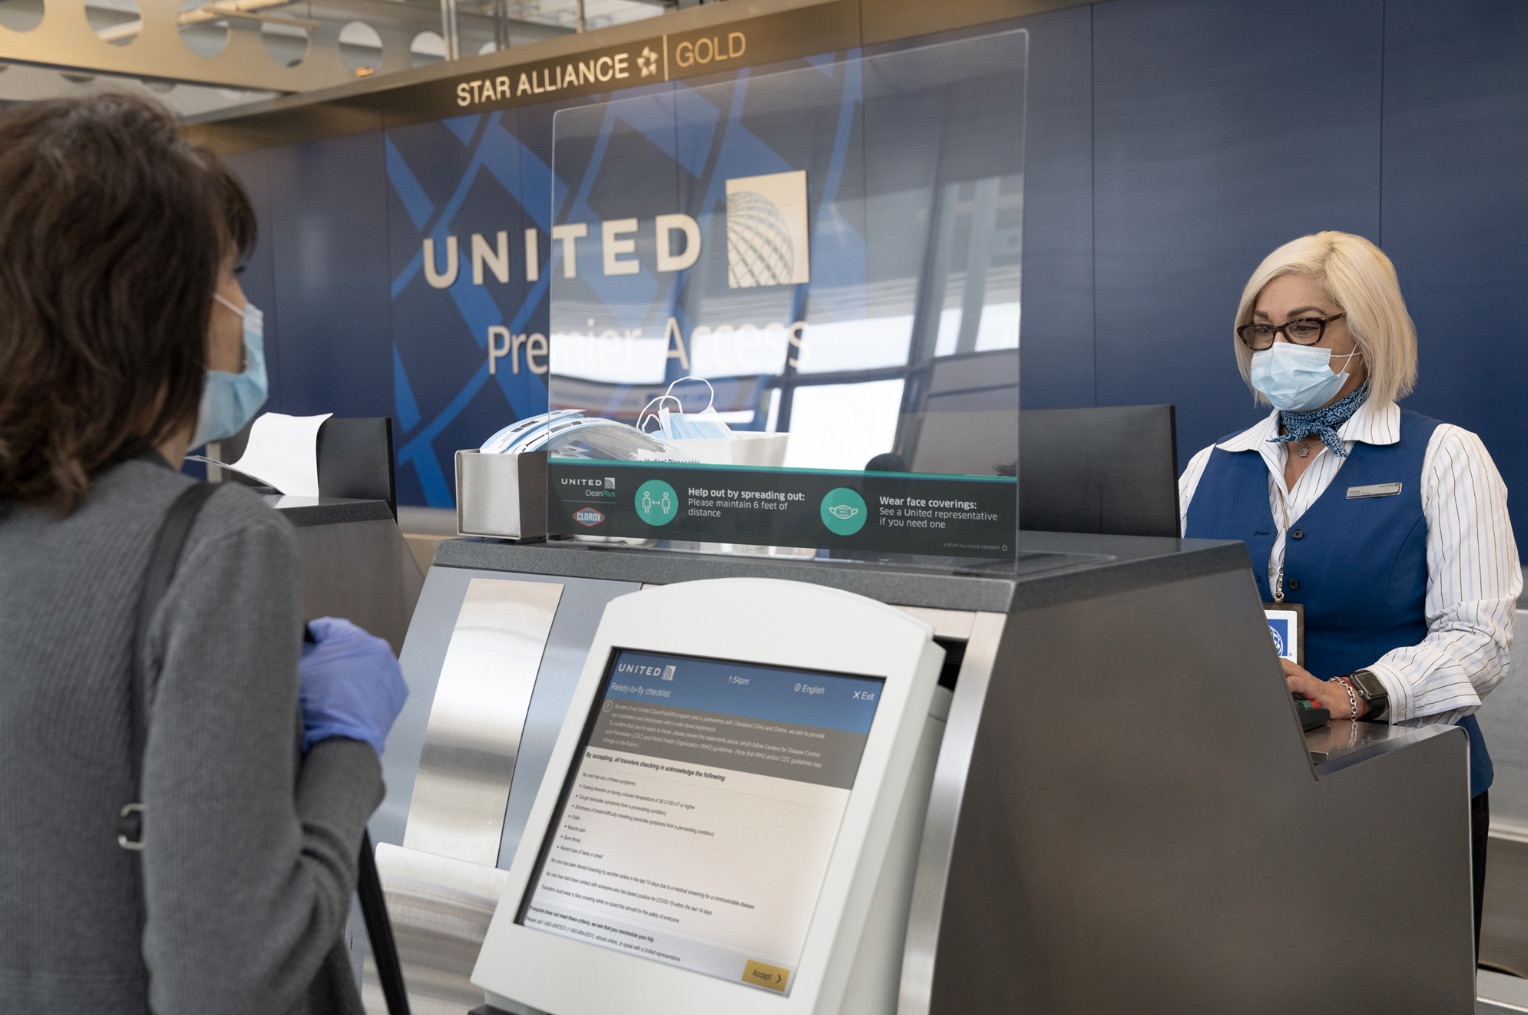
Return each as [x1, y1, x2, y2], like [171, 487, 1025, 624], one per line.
[637, 377, 736, 443]
[479, 410, 669, 460]
[480, 410, 582, 453]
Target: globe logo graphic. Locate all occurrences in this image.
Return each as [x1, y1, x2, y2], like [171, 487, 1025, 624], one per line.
[726, 190, 796, 288]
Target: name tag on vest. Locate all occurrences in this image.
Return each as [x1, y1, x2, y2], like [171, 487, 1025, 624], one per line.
[1346, 482, 1402, 499]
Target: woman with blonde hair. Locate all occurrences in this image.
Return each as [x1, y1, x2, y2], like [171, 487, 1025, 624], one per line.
[1180, 231, 1519, 949]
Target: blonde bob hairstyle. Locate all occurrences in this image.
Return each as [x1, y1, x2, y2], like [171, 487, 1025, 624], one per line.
[1233, 231, 1418, 406]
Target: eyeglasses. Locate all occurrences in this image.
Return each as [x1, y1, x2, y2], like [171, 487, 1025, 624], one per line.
[1237, 313, 1347, 351]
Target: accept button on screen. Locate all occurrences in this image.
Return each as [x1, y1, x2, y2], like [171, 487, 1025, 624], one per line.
[742, 959, 791, 993]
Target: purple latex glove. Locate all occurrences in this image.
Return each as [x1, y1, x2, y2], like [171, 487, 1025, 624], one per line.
[298, 616, 407, 755]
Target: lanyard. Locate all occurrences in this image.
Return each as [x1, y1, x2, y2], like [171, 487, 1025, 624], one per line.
[1271, 486, 1291, 603]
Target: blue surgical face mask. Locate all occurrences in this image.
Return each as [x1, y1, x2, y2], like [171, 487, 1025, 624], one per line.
[637, 377, 735, 441]
[664, 406, 732, 440]
[1249, 342, 1360, 412]
[192, 294, 268, 448]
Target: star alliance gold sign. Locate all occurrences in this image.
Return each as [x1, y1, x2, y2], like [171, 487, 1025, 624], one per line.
[453, 32, 748, 108]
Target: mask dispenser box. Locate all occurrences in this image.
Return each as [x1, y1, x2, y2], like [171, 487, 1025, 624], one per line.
[468, 577, 947, 1015]
[457, 408, 674, 540]
[455, 449, 547, 541]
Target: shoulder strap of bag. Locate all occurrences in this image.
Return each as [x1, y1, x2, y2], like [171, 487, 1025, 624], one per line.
[118, 482, 413, 1015]
[359, 830, 413, 1015]
[119, 482, 219, 852]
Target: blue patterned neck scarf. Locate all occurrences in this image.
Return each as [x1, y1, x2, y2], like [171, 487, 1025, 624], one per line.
[1271, 384, 1369, 459]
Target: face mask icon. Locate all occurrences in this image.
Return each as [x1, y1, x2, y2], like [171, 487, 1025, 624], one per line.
[820, 487, 868, 536]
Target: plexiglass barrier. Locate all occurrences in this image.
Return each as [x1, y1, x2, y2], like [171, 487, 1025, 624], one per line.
[544, 30, 1026, 572]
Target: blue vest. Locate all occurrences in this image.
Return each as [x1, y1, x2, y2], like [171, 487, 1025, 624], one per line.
[1185, 409, 1491, 796]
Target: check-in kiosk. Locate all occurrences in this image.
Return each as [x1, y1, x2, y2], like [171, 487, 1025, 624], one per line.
[374, 536, 1475, 1015]
[364, 28, 1476, 1015]
[472, 578, 944, 1015]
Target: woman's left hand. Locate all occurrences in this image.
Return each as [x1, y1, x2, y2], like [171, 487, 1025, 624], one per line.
[1282, 659, 1367, 719]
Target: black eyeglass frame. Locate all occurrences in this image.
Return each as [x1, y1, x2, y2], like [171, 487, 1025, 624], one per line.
[1236, 313, 1347, 351]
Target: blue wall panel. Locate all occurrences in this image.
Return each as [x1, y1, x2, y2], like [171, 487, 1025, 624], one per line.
[385, 109, 550, 507]
[1014, 5, 1095, 410]
[223, 148, 283, 413]
[264, 132, 394, 421]
[220, 0, 1528, 560]
[1379, 0, 1528, 544]
[1092, 0, 1384, 464]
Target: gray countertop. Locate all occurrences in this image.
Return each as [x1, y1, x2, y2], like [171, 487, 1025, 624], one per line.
[262, 495, 395, 527]
[431, 531, 1252, 614]
[1306, 718, 1455, 774]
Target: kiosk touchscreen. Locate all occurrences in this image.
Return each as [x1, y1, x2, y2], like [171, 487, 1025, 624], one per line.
[471, 578, 944, 1015]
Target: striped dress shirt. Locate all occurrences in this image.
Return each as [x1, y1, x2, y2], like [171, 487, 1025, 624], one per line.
[1178, 397, 1521, 724]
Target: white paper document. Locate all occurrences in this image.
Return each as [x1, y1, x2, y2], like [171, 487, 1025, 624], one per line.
[229, 412, 332, 496]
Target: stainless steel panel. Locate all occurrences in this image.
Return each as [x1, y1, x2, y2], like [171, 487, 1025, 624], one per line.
[1481, 611, 1528, 825]
[379, 566, 592, 850]
[1303, 714, 1375, 763]
[365, 569, 637, 1015]
[455, 450, 547, 540]
[928, 567, 1475, 1014]
[363, 843, 512, 1015]
[494, 576, 637, 868]
[1484, 826, 1528, 979]
[1478, 968, 1528, 1013]
[1304, 716, 1438, 768]
[376, 565, 494, 850]
[892, 605, 977, 643]
[845, 700, 949, 1015]
[898, 610, 1006, 1015]
[403, 578, 563, 866]
[294, 516, 425, 656]
[1479, 612, 1528, 979]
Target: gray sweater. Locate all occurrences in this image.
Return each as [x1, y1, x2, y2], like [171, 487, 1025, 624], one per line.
[0, 457, 382, 1013]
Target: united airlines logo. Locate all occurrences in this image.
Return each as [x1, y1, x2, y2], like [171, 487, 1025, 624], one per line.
[573, 507, 606, 527]
[422, 169, 811, 288]
[1268, 618, 1290, 658]
[725, 170, 810, 288]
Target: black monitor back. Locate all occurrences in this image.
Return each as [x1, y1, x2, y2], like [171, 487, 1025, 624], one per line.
[316, 417, 397, 517]
[1018, 404, 1179, 537]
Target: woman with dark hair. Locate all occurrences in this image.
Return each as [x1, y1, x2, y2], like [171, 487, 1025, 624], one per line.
[0, 93, 406, 1012]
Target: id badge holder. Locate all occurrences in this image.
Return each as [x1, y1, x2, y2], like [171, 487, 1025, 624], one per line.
[1262, 600, 1305, 666]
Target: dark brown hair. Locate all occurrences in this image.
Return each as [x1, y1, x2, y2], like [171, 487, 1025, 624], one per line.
[208, 153, 258, 270]
[0, 92, 252, 513]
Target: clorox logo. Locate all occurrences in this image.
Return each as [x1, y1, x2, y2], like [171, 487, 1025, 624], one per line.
[573, 507, 606, 527]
